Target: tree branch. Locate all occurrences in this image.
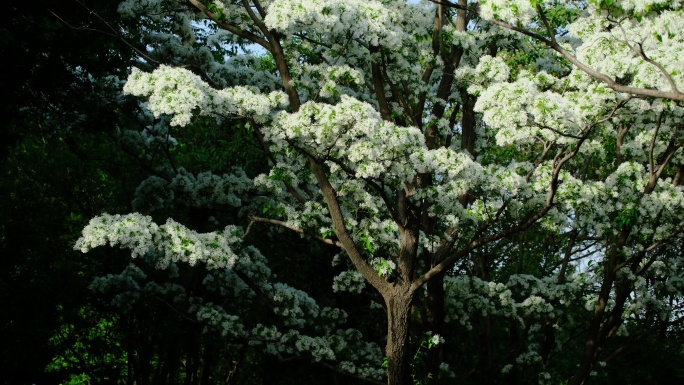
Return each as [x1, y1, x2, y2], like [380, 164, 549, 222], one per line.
[614, 19, 679, 93]
[247, 215, 343, 248]
[310, 160, 390, 294]
[49, 6, 160, 66]
[370, 45, 392, 121]
[413, 125, 591, 290]
[430, 0, 684, 102]
[187, 0, 270, 50]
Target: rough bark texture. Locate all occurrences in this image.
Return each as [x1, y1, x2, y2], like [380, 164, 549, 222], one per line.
[385, 287, 414, 385]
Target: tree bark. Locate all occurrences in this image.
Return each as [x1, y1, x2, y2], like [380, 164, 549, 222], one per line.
[460, 92, 476, 155]
[385, 286, 414, 385]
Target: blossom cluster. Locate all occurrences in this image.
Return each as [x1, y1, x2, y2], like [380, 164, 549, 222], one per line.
[75, 213, 242, 269]
[124, 65, 288, 125]
[264, 0, 406, 49]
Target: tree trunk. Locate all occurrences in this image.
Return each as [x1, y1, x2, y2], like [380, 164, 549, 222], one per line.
[460, 93, 476, 156]
[477, 252, 493, 385]
[385, 287, 414, 385]
[425, 273, 445, 384]
[479, 314, 494, 385]
[569, 232, 631, 385]
[569, 277, 633, 385]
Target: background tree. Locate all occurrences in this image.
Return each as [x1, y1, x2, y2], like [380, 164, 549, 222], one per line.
[0, 1, 143, 382]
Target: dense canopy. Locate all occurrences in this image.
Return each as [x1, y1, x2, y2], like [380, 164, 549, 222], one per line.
[3, 1, 684, 385]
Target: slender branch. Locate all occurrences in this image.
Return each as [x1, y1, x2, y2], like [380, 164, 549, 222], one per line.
[430, 0, 684, 102]
[635, 244, 666, 277]
[240, 0, 269, 34]
[473, 136, 557, 238]
[187, 0, 270, 50]
[294, 32, 333, 49]
[571, 240, 602, 256]
[615, 227, 684, 272]
[603, 315, 684, 364]
[252, 0, 267, 18]
[616, 122, 630, 165]
[445, 103, 461, 147]
[106, 131, 173, 183]
[152, 295, 197, 323]
[163, 127, 179, 174]
[673, 164, 684, 186]
[428, 227, 459, 266]
[382, 68, 414, 126]
[247, 215, 343, 248]
[48, 7, 160, 66]
[614, 20, 679, 93]
[558, 227, 579, 283]
[324, 156, 402, 226]
[232, 269, 278, 310]
[536, 124, 585, 140]
[645, 134, 681, 192]
[414, 125, 591, 290]
[530, 139, 555, 176]
[414, 4, 445, 122]
[535, 4, 556, 43]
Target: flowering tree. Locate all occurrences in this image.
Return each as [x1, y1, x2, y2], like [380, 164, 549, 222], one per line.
[74, 0, 684, 384]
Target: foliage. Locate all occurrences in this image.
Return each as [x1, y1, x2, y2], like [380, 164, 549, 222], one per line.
[5, 0, 684, 385]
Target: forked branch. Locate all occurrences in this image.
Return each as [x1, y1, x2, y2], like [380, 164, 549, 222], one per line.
[430, 0, 684, 102]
